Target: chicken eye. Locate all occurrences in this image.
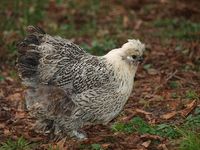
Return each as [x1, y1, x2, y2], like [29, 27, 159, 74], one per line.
[132, 55, 137, 59]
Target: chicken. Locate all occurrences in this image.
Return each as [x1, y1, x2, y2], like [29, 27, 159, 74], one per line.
[17, 26, 145, 140]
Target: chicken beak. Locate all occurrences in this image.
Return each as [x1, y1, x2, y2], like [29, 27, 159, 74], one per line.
[136, 56, 144, 63]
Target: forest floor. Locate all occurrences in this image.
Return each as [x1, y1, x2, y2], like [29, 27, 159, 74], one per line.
[0, 0, 200, 150]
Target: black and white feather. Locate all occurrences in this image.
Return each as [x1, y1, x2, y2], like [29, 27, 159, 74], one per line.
[17, 26, 145, 140]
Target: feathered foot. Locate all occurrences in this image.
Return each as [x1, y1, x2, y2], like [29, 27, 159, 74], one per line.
[33, 119, 54, 134]
[70, 130, 88, 140]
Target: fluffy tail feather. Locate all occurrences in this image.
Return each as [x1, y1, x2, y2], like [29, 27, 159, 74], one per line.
[17, 26, 45, 86]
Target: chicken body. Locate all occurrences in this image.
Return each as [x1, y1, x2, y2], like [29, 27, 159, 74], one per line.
[17, 26, 145, 139]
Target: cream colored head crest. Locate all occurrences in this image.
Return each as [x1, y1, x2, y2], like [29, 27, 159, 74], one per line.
[121, 39, 145, 56]
[104, 39, 145, 68]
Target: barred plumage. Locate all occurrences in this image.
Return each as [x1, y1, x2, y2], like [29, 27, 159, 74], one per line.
[17, 26, 145, 140]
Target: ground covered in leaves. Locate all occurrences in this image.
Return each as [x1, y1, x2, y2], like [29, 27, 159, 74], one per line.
[0, 0, 200, 150]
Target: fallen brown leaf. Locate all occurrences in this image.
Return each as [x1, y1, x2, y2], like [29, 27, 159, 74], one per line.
[55, 138, 66, 150]
[179, 100, 197, 117]
[135, 108, 155, 122]
[141, 134, 164, 141]
[121, 110, 137, 122]
[123, 15, 129, 28]
[5, 77, 14, 83]
[15, 110, 26, 119]
[141, 140, 151, 148]
[161, 111, 177, 120]
[6, 93, 22, 101]
[160, 0, 168, 4]
[135, 109, 152, 115]
[134, 20, 143, 30]
[147, 68, 158, 75]
[166, 99, 181, 110]
[0, 89, 5, 98]
[157, 143, 169, 150]
[0, 123, 5, 128]
[101, 143, 110, 149]
[4, 128, 11, 136]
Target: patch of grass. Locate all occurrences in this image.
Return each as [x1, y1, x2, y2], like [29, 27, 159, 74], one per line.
[91, 144, 102, 150]
[171, 92, 179, 99]
[185, 90, 199, 100]
[54, 23, 76, 37]
[179, 130, 200, 150]
[0, 0, 48, 58]
[88, 0, 100, 14]
[155, 124, 179, 139]
[6, 43, 17, 54]
[47, 145, 60, 150]
[130, 117, 156, 135]
[111, 122, 134, 133]
[194, 60, 200, 72]
[81, 38, 116, 55]
[184, 107, 200, 130]
[79, 143, 103, 150]
[0, 137, 33, 150]
[1, 0, 124, 60]
[143, 64, 152, 70]
[152, 18, 200, 40]
[56, 20, 97, 38]
[0, 75, 5, 81]
[1, 0, 47, 30]
[142, 4, 156, 16]
[79, 144, 91, 150]
[78, 20, 97, 36]
[9, 70, 18, 79]
[52, 0, 103, 38]
[139, 99, 150, 108]
[181, 64, 194, 72]
[103, 136, 116, 143]
[112, 117, 179, 139]
[67, 0, 100, 15]
[169, 81, 180, 89]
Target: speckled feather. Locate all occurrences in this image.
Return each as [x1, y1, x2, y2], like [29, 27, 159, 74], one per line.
[17, 26, 145, 140]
